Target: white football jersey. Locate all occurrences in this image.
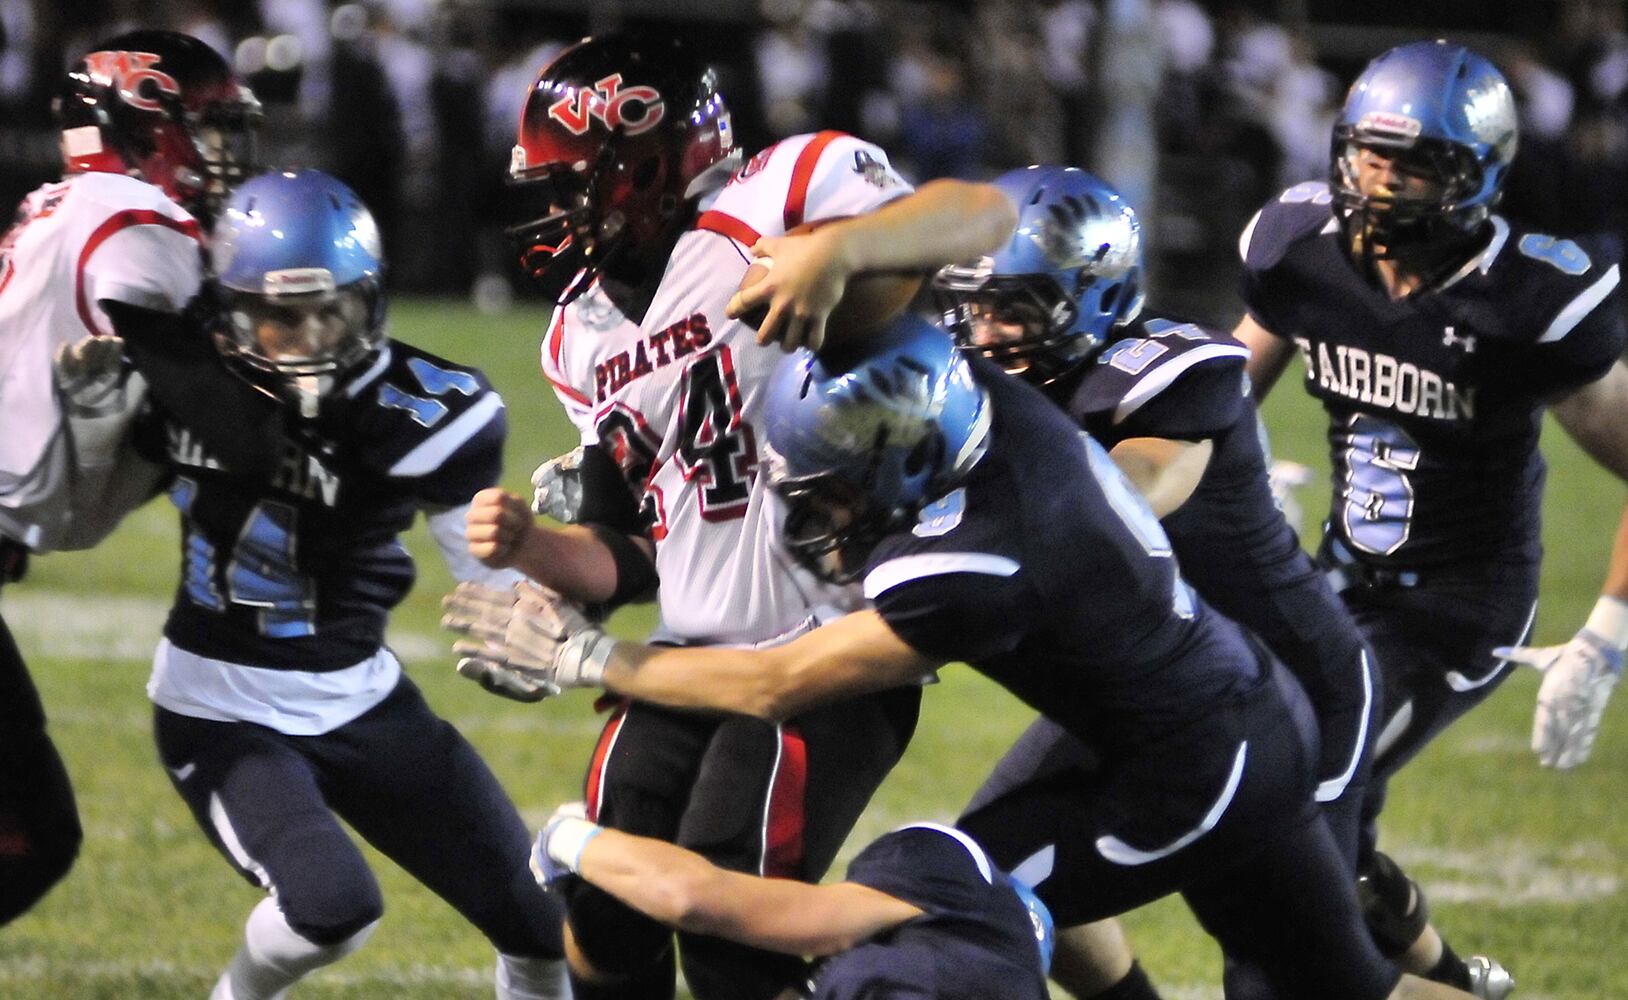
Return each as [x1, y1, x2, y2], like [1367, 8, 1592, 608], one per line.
[542, 131, 913, 644]
[0, 171, 203, 549]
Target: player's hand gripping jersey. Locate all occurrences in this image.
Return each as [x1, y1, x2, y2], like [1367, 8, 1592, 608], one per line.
[541, 131, 911, 644]
[0, 172, 202, 550]
[148, 341, 506, 676]
[1241, 182, 1627, 568]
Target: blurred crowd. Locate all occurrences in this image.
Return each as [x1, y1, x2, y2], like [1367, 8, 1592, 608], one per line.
[5, 0, 1628, 322]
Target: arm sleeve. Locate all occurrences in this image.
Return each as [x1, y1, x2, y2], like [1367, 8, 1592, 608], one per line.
[105, 300, 288, 480]
[1534, 264, 1627, 397]
[398, 397, 508, 507]
[1114, 358, 1248, 441]
[575, 444, 644, 533]
[865, 564, 1029, 664]
[427, 504, 525, 587]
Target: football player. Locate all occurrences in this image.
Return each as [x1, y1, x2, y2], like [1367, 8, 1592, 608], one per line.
[934, 165, 1383, 1000]
[531, 807, 1055, 1000]
[461, 32, 1016, 1000]
[140, 170, 569, 1000]
[1235, 40, 1628, 997]
[445, 317, 1491, 1000]
[0, 30, 276, 926]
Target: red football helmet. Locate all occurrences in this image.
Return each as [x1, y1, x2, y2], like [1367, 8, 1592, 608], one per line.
[509, 34, 739, 302]
[55, 30, 261, 221]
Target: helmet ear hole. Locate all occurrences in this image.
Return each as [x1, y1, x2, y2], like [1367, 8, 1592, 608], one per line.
[1099, 282, 1121, 316]
[904, 433, 942, 478]
[632, 155, 661, 190]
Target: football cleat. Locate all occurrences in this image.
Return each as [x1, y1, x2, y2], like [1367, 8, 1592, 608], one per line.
[1466, 955, 1514, 1000]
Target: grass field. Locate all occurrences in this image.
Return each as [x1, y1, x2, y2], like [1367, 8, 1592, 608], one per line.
[2, 298, 1625, 1000]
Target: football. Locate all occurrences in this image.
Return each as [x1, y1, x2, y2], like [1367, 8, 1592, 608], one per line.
[735, 218, 923, 340]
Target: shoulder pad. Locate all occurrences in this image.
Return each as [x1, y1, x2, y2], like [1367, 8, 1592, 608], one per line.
[1074, 318, 1249, 430]
[1239, 182, 1338, 273]
[70, 171, 197, 222]
[700, 131, 909, 241]
[1482, 222, 1624, 346]
[347, 341, 504, 478]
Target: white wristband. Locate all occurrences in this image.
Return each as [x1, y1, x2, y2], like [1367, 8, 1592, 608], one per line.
[1584, 595, 1628, 651]
[557, 629, 617, 687]
[547, 817, 603, 873]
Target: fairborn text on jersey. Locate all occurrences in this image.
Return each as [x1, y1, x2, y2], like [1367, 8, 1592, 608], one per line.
[166, 424, 341, 506]
[1289, 339, 1475, 420]
[593, 312, 712, 401]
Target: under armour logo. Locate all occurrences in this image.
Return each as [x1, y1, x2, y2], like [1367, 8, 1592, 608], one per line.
[1442, 326, 1476, 352]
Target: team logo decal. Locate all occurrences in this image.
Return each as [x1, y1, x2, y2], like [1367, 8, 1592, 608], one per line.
[549, 74, 665, 136]
[735, 145, 775, 183]
[83, 50, 180, 113]
[1442, 326, 1476, 352]
[913, 488, 965, 537]
[852, 150, 902, 189]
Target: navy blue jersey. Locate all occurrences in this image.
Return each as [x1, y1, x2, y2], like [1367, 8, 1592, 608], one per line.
[1241, 181, 1626, 568]
[864, 356, 1268, 841]
[805, 824, 1047, 1000]
[147, 341, 506, 669]
[1063, 314, 1374, 794]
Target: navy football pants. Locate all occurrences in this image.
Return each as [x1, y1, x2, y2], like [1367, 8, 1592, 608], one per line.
[154, 677, 563, 956]
[0, 611, 82, 925]
[960, 667, 1402, 1000]
[567, 686, 921, 1000]
[1336, 562, 1538, 863]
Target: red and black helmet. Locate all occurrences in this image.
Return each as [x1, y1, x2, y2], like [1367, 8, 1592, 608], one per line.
[509, 34, 739, 302]
[55, 30, 261, 221]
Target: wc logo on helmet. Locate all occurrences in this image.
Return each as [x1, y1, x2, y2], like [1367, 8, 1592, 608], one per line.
[83, 50, 180, 113]
[548, 74, 666, 137]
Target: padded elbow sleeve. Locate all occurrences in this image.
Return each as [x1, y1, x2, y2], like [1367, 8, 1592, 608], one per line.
[586, 524, 658, 610]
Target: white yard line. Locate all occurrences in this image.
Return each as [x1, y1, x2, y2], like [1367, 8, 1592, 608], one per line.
[1, 589, 447, 664]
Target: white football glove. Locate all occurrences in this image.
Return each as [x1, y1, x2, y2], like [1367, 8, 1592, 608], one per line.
[531, 447, 586, 523]
[529, 801, 601, 889]
[441, 580, 616, 701]
[1497, 609, 1625, 770]
[1267, 459, 1314, 534]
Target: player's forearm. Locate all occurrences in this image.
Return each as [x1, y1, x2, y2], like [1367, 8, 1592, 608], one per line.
[601, 611, 941, 720]
[832, 179, 1017, 274]
[1111, 438, 1213, 518]
[1233, 313, 1293, 400]
[602, 642, 807, 719]
[574, 826, 898, 957]
[576, 827, 753, 935]
[511, 523, 626, 604]
[1598, 504, 1628, 605]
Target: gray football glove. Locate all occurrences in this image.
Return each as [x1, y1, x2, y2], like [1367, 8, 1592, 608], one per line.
[442, 580, 616, 701]
[531, 447, 586, 523]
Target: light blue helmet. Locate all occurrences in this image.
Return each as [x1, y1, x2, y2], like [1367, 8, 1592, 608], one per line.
[1331, 40, 1517, 253]
[934, 165, 1142, 385]
[211, 168, 386, 384]
[763, 313, 991, 582]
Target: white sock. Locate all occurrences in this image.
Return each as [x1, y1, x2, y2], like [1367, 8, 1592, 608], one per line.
[211, 897, 379, 1000]
[496, 952, 573, 1000]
